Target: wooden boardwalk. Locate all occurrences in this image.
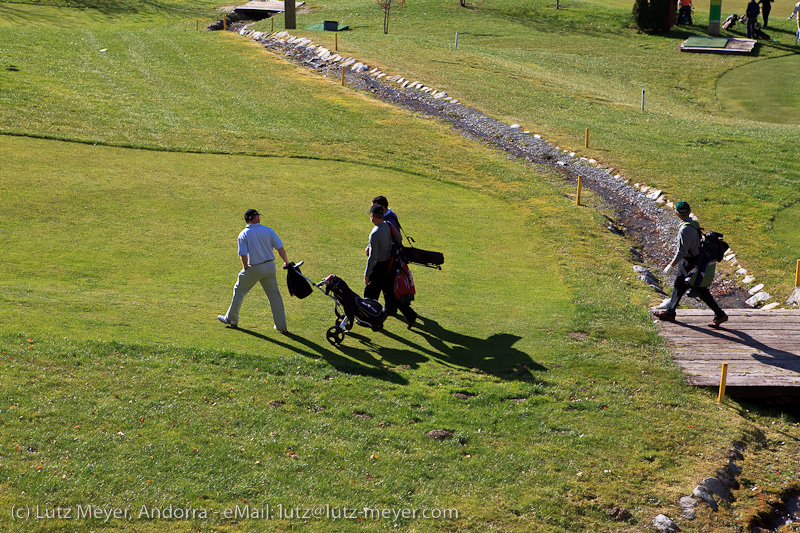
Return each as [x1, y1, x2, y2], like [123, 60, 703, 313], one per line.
[235, 1, 304, 13]
[657, 309, 800, 392]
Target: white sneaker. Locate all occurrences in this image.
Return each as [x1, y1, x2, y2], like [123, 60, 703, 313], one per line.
[218, 315, 237, 328]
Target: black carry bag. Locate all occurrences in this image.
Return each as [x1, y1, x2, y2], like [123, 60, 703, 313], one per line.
[286, 262, 314, 299]
[401, 246, 444, 269]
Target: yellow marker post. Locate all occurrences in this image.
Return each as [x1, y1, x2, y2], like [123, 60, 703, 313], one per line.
[271, 18, 274, 32]
[585, 128, 589, 149]
[717, 363, 728, 402]
[576, 176, 582, 206]
[196, 19, 199, 31]
[223, 17, 227, 30]
[795, 259, 800, 287]
[335, 32, 338, 51]
[341, 66, 345, 86]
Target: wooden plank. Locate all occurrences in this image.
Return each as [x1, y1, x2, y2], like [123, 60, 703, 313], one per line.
[658, 308, 800, 390]
[673, 309, 800, 316]
[235, 1, 304, 12]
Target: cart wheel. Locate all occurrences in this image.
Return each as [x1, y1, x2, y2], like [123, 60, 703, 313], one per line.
[326, 327, 345, 346]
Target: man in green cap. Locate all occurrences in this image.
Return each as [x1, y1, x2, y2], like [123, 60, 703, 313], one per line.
[653, 202, 728, 328]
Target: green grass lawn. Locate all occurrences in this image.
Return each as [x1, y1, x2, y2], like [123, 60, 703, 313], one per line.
[245, 0, 800, 297]
[2, 0, 800, 531]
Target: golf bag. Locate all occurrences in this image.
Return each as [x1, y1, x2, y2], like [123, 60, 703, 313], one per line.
[401, 246, 445, 269]
[722, 14, 739, 30]
[286, 261, 313, 299]
[687, 231, 728, 289]
[322, 274, 386, 331]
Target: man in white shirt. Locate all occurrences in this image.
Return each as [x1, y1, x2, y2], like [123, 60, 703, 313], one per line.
[218, 209, 290, 333]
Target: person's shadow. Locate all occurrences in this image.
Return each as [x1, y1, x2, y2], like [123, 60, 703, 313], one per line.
[378, 315, 546, 382]
[674, 321, 799, 374]
[233, 327, 408, 384]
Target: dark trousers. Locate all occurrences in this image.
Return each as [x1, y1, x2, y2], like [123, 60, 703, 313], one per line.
[762, 5, 771, 27]
[666, 276, 725, 318]
[365, 263, 416, 323]
[746, 17, 757, 38]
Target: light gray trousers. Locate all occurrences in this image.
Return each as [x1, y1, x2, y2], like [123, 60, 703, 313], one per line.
[224, 261, 286, 330]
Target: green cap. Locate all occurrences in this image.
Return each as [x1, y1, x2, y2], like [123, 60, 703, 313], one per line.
[675, 201, 691, 215]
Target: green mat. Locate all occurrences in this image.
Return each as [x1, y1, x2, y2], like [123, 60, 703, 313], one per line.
[304, 22, 349, 31]
[683, 37, 729, 48]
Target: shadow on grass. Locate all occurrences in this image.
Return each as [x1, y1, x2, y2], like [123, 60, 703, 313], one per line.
[379, 315, 546, 382]
[233, 327, 409, 384]
[232, 315, 545, 384]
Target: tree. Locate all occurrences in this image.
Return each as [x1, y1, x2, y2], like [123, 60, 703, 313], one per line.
[376, 0, 406, 34]
[632, 0, 675, 32]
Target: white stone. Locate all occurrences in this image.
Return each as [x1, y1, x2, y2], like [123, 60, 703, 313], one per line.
[556, 161, 566, 166]
[787, 287, 800, 306]
[443, 96, 452, 101]
[761, 302, 780, 311]
[377, 73, 386, 78]
[647, 189, 663, 200]
[666, 201, 674, 208]
[534, 134, 542, 139]
[510, 124, 520, 129]
[749, 283, 764, 295]
[569, 152, 576, 157]
[724, 253, 736, 262]
[746, 292, 771, 307]
[588, 158, 597, 164]
[434, 92, 446, 99]
[656, 196, 666, 204]
[736, 268, 747, 275]
[341, 58, 356, 68]
[401, 80, 409, 87]
[742, 275, 755, 284]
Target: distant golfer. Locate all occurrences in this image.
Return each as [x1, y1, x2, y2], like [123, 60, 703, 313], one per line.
[758, 0, 773, 27]
[653, 202, 728, 328]
[365, 195, 401, 256]
[218, 209, 290, 333]
[746, 0, 760, 38]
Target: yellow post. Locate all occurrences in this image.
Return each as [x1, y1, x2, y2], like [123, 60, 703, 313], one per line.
[717, 363, 728, 402]
[271, 17, 274, 32]
[335, 32, 338, 51]
[795, 259, 800, 287]
[341, 66, 345, 86]
[576, 176, 582, 206]
[223, 17, 227, 30]
[585, 128, 589, 149]
[196, 19, 199, 31]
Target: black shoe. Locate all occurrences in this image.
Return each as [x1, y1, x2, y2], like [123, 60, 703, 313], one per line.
[406, 310, 418, 330]
[653, 310, 676, 322]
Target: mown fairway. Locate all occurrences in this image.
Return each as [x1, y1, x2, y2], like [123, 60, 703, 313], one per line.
[1, 0, 799, 531]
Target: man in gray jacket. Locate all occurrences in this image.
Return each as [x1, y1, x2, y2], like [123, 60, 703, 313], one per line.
[654, 202, 728, 328]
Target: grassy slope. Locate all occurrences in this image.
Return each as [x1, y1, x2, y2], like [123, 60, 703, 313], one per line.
[244, 0, 800, 297]
[0, 1, 797, 531]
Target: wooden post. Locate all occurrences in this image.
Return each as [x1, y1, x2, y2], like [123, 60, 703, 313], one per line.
[341, 66, 345, 86]
[585, 128, 589, 149]
[271, 17, 274, 32]
[335, 32, 338, 51]
[196, 19, 199, 31]
[717, 363, 728, 402]
[795, 259, 800, 287]
[709, 0, 722, 36]
[284, 0, 296, 29]
[223, 17, 227, 30]
[576, 176, 582, 206]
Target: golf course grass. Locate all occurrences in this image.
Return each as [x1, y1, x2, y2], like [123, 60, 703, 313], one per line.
[1, 0, 800, 530]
